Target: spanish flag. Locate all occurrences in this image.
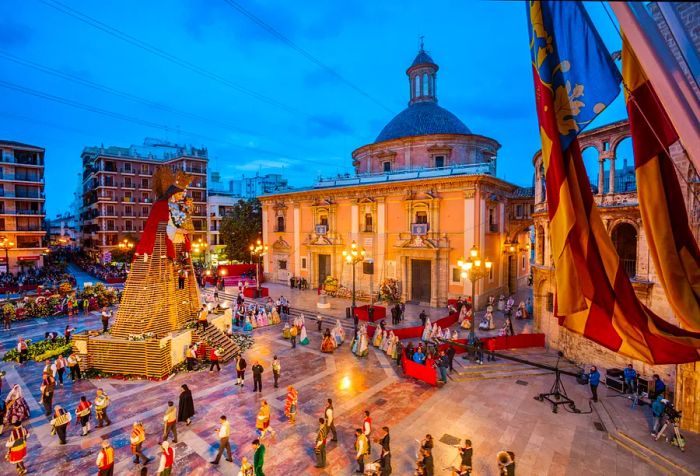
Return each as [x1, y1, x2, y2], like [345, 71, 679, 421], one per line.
[527, 1, 700, 364]
[622, 37, 700, 332]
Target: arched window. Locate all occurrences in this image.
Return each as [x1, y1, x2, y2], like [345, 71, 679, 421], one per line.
[415, 76, 420, 98]
[611, 223, 637, 278]
[422, 73, 429, 96]
[276, 215, 285, 232]
[415, 210, 428, 224]
[319, 214, 328, 227]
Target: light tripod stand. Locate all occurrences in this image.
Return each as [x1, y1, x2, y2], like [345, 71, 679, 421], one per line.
[535, 351, 580, 414]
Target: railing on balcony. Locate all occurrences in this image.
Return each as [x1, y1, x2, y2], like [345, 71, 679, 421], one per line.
[0, 173, 43, 182]
[363, 225, 374, 233]
[0, 210, 45, 215]
[0, 191, 45, 199]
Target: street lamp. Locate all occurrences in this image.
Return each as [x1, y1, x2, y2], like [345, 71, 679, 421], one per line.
[191, 238, 205, 264]
[342, 240, 366, 312]
[457, 245, 492, 344]
[118, 238, 134, 250]
[249, 239, 268, 295]
[0, 237, 15, 273]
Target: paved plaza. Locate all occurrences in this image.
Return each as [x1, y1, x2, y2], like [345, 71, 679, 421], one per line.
[1, 288, 693, 476]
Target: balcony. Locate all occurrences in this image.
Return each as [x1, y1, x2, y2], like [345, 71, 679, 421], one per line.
[0, 225, 45, 232]
[121, 197, 135, 203]
[0, 190, 45, 199]
[1, 155, 43, 167]
[362, 225, 374, 233]
[0, 173, 43, 183]
[0, 209, 45, 216]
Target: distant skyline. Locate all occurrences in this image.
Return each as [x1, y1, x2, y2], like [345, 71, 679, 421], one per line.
[0, 0, 630, 216]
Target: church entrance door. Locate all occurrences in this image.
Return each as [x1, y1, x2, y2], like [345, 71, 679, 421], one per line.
[411, 259, 432, 303]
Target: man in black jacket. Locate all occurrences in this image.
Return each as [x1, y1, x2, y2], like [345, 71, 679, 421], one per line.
[446, 345, 456, 372]
[252, 361, 264, 393]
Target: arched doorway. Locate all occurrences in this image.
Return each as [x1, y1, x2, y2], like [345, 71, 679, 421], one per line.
[611, 223, 637, 278]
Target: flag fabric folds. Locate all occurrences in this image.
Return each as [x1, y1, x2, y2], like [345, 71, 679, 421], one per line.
[527, 1, 700, 364]
[622, 37, 700, 332]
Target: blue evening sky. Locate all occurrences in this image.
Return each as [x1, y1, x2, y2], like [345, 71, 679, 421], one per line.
[0, 0, 628, 217]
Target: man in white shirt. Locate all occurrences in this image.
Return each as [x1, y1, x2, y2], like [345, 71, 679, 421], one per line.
[210, 415, 233, 465]
[325, 398, 337, 442]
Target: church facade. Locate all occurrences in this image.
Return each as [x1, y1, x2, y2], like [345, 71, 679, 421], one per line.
[259, 47, 533, 309]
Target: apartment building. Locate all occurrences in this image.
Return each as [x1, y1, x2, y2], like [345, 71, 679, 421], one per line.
[79, 138, 208, 260]
[206, 190, 239, 265]
[0, 140, 47, 272]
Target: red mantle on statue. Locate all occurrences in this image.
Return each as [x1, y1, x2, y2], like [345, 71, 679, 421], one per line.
[243, 287, 269, 298]
[353, 305, 386, 322]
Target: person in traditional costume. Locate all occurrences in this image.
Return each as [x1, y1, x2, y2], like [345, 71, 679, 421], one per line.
[299, 323, 309, 346]
[270, 307, 281, 325]
[282, 323, 291, 339]
[130, 421, 149, 465]
[94, 388, 112, 427]
[320, 328, 335, 353]
[443, 328, 452, 340]
[458, 305, 469, 324]
[178, 384, 195, 425]
[6, 421, 28, 475]
[355, 325, 369, 357]
[391, 334, 400, 360]
[50, 404, 71, 444]
[238, 456, 254, 476]
[421, 320, 432, 341]
[284, 386, 298, 423]
[373, 328, 384, 348]
[384, 331, 395, 355]
[96, 439, 115, 476]
[4, 385, 29, 425]
[76, 395, 92, 436]
[461, 308, 473, 330]
[498, 294, 506, 311]
[381, 330, 392, 353]
[156, 441, 175, 476]
[332, 320, 345, 346]
[256, 400, 275, 439]
[479, 310, 495, 330]
[243, 314, 254, 332]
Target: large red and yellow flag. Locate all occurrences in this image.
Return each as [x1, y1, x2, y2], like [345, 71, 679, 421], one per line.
[527, 1, 700, 364]
[622, 37, 700, 332]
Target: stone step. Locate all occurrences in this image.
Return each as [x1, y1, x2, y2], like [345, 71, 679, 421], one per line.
[451, 368, 553, 382]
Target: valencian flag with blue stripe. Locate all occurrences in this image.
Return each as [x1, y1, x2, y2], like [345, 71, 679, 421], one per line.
[527, 1, 700, 364]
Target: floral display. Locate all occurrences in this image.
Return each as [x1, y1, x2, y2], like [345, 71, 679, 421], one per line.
[323, 275, 339, 293]
[231, 333, 254, 353]
[2, 337, 71, 362]
[379, 278, 401, 303]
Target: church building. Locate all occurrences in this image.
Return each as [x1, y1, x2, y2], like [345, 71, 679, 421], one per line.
[259, 46, 534, 308]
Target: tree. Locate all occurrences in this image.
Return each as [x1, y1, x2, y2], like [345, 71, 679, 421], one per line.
[220, 198, 262, 263]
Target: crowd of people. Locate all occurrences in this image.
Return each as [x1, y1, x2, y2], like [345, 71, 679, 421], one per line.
[0, 265, 76, 290]
[72, 254, 128, 282]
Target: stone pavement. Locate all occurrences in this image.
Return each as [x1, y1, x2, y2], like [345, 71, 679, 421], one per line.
[1, 301, 685, 475]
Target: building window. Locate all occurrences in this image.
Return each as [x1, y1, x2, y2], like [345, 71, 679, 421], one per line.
[125, 206, 132, 216]
[611, 223, 637, 278]
[364, 213, 373, 232]
[383, 161, 391, 172]
[276, 216, 285, 232]
[434, 156, 445, 168]
[124, 162, 131, 172]
[141, 164, 149, 174]
[301, 257, 307, 270]
[516, 204, 523, 218]
[142, 207, 148, 216]
[125, 220, 133, 231]
[278, 260, 287, 270]
[522, 256, 526, 270]
[489, 266, 494, 281]
[319, 214, 328, 227]
[125, 177, 132, 188]
[422, 73, 429, 96]
[415, 211, 428, 224]
[488, 207, 498, 232]
[141, 178, 149, 189]
[451, 267, 462, 283]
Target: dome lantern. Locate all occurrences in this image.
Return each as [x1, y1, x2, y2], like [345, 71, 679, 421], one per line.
[407, 38, 439, 106]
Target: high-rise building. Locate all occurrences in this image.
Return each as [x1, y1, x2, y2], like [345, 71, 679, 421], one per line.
[228, 173, 289, 199]
[0, 140, 47, 273]
[79, 138, 208, 260]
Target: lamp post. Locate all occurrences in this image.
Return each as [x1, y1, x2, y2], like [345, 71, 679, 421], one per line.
[0, 237, 15, 273]
[117, 238, 134, 250]
[457, 245, 492, 344]
[191, 238, 205, 264]
[342, 240, 366, 312]
[249, 239, 268, 296]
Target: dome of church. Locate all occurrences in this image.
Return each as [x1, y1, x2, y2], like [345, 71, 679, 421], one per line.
[375, 101, 471, 143]
[374, 45, 471, 144]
